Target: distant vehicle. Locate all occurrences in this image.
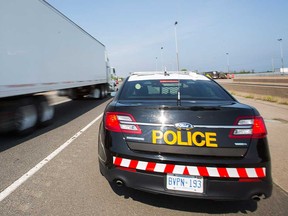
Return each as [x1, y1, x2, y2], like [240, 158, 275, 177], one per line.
[109, 80, 117, 92]
[226, 73, 235, 79]
[204, 71, 221, 79]
[0, 0, 114, 133]
[218, 72, 227, 79]
[98, 71, 272, 201]
[204, 71, 232, 79]
[280, 68, 288, 73]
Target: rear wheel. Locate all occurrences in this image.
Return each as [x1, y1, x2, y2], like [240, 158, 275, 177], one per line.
[14, 98, 38, 134]
[100, 85, 105, 99]
[68, 89, 83, 100]
[100, 85, 108, 99]
[35, 95, 54, 126]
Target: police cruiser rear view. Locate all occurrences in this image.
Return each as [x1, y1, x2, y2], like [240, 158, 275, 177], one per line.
[98, 71, 272, 200]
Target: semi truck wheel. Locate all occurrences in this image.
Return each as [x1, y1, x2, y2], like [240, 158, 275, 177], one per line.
[14, 100, 38, 133]
[68, 89, 83, 100]
[35, 95, 54, 126]
[103, 86, 108, 97]
[100, 86, 105, 99]
[100, 85, 108, 99]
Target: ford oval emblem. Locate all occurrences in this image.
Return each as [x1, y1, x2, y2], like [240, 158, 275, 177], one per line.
[174, 122, 194, 131]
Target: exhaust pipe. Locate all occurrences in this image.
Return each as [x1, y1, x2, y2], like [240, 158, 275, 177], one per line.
[251, 194, 265, 201]
[115, 179, 124, 187]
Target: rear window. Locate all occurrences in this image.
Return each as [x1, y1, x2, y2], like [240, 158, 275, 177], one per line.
[119, 79, 233, 101]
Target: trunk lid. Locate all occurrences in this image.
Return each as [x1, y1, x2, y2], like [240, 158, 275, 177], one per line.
[114, 100, 255, 157]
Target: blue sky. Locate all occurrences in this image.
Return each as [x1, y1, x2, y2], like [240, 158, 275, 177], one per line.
[46, 0, 288, 77]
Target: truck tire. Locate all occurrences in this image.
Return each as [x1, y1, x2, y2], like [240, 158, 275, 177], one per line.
[14, 99, 38, 134]
[100, 86, 105, 99]
[104, 85, 108, 97]
[68, 89, 83, 100]
[100, 85, 108, 99]
[35, 95, 54, 126]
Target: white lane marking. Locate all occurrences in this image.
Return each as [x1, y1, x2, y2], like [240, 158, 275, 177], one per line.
[51, 99, 71, 106]
[0, 113, 103, 202]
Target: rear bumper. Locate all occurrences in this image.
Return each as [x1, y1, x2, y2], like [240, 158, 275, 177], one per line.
[100, 161, 272, 200]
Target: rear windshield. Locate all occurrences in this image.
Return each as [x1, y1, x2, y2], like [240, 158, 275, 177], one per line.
[119, 79, 234, 101]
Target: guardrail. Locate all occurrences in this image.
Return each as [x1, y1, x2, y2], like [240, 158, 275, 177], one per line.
[234, 72, 287, 77]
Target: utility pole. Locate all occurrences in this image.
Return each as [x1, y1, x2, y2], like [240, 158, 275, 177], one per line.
[155, 57, 158, 71]
[278, 38, 284, 74]
[226, 53, 230, 73]
[160, 47, 164, 70]
[174, 21, 180, 72]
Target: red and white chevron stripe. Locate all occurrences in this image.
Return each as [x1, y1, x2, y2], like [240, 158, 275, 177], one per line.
[113, 156, 266, 178]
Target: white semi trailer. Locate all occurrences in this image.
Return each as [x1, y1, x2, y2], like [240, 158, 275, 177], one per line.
[0, 0, 113, 133]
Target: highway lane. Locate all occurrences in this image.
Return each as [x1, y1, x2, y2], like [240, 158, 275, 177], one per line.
[217, 79, 288, 99]
[0, 95, 288, 215]
[0, 97, 109, 192]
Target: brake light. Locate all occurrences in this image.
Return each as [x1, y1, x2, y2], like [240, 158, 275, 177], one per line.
[230, 116, 267, 139]
[160, 80, 179, 83]
[252, 117, 267, 138]
[105, 112, 142, 134]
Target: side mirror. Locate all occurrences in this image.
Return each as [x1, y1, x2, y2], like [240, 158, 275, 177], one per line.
[110, 92, 117, 97]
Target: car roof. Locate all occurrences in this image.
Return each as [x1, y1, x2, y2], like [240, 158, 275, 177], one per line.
[127, 71, 210, 82]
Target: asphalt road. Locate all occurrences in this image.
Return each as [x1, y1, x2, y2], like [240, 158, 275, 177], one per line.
[0, 94, 287, 216]
[216, 78, 288, 99]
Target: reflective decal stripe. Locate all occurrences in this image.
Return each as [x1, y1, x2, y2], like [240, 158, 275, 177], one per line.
[121, 158, 131, 167]
[173, 165, 185, 175]
[198, 167, 209, 177]
[217, 167, 229, 178]
[164, 164, 175, 174]
[113, 157, 122, 166]
[137, 161, 148, 170]
[113, 156, 266, 178]
[154, 163, 166, 172]
[129, 160, 139, 169]
[227, 168, 239, 178]
[255, 167, 266, 177]
[207, 167, 220, 177]
[146, 162, 156, 172]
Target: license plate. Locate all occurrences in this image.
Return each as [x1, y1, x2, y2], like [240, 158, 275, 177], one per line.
[166, 174, 204, 193]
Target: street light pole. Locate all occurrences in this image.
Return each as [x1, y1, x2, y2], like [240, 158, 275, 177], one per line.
[278, 38, 284, 74]
[174, 21, 180, 72]
[155, 57, 158, 71]
[226, 53, 230, 73]
[160, 47, 164, 71]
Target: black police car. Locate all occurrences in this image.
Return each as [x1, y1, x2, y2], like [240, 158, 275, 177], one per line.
[98, 71, 272, 200]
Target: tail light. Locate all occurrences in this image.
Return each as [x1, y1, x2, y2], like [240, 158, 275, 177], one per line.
[230, 116, 267, 139]
[105, 112, 142, 134]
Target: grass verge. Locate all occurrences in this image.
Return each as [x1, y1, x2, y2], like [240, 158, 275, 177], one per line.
[230, 91, 288, 105]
